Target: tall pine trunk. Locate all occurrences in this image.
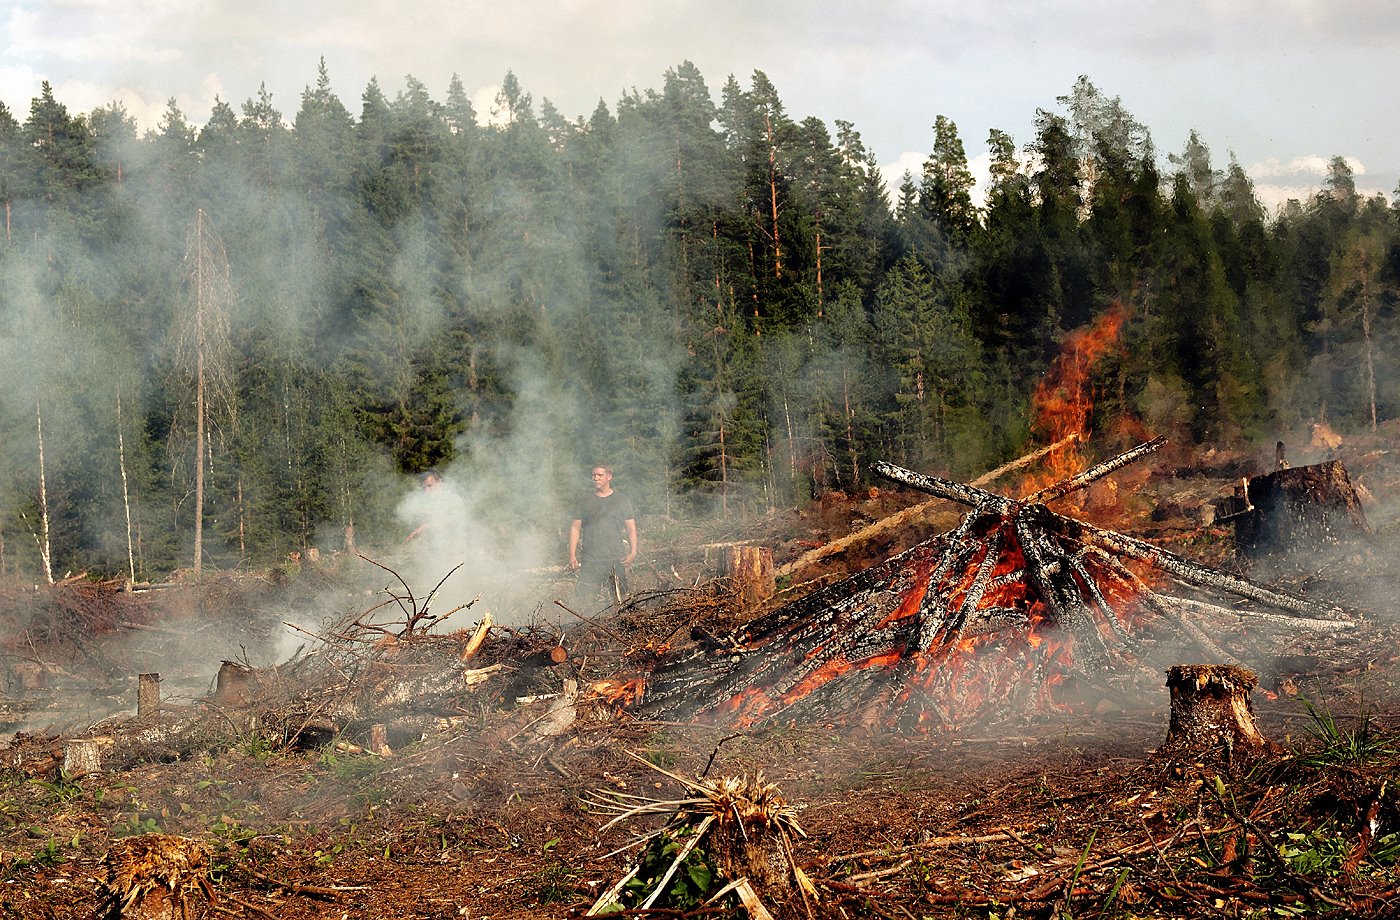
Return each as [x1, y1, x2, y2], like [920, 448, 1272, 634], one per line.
[116, 392, 137, 584]
[35, 402, 53, 585]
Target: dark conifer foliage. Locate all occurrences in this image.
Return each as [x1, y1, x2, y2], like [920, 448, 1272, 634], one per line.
[0, 67, 1395, 579]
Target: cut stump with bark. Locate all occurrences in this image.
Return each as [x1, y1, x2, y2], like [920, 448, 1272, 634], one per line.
[137, 673, 161, 721]
[721, 546, 775, 609]
[1161, 664, 1275, 764]
[63, 738, 103, 777]
[211, 660, 254, 708]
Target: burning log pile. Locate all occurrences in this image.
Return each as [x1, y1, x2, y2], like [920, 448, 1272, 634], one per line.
[640, 438, 1355, 729]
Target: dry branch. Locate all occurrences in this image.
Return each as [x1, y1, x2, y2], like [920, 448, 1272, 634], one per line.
[776, 434, 1077, 579]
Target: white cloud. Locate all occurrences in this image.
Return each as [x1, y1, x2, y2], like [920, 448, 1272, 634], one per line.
[471, 83, 506, 128]
[4, 0, 189, 65]
[1248, 154, 1365, 178]
[879, 150, 925, 198]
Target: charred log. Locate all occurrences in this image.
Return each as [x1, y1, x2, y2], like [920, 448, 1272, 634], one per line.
[640, 440, 1356, 730]
[1234, 461, 1371, 575]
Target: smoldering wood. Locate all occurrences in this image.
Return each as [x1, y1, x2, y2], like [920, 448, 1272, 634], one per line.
[1233, 461, 1371, 573]
[775, 434, 1080, 580]
[641, 439, 1357, 728]
[1027, 435, 1166, 504]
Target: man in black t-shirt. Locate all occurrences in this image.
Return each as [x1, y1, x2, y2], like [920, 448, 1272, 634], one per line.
[568, 466, 638, 608]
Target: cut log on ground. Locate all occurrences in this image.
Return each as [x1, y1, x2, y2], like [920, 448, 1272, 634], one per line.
[1159, 664, 1275, 764]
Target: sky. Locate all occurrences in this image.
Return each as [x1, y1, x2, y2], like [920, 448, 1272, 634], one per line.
[2, 0, 1398, 211]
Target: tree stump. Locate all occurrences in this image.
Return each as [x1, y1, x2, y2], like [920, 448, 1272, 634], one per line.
[99, 833, 212, 920]
[706, 774, 796, 897]
[1161, 664, 1274, 764]
[9, 662, 45, 692]
[211, 661, 254, 708]
[721, 546, 775, 609]
[1233, 460, 1370, 574]
[137, 673, 161, 721]
[63, 738, 103, 778]
[369, 723, 392, 756]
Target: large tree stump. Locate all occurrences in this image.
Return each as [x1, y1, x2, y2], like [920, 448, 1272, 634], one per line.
[1233, 460, 1370, 574]
[721, 546, 775, 609]
[63, 738, 103, 778]
[99, 833, 213, 919]
[1161, 664, 1274, 764]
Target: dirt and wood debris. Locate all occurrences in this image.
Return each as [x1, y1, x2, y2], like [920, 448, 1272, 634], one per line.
[0, 436, 1398, 917]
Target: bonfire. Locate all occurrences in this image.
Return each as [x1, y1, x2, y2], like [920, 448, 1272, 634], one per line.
[635, 435, 1352, 729]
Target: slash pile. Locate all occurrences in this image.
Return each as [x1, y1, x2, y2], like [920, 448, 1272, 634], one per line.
[639, 439, 1355, 729]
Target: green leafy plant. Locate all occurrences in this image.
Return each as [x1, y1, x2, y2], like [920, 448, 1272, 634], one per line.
[113, 813, 162, 838]
[1276, 827, 1351, 876]
[28, 771, 83, 803]
[237, 732, 279, 760]
[13, 837, 65, 870]
[533, 858, 583, 905]
[619, 827, 717, 912]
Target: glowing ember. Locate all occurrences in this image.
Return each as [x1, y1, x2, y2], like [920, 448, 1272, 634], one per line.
[636, 438, 1349, 732]
[590, 676, 646, 706]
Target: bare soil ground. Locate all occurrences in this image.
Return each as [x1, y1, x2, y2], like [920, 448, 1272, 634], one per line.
[3, 435, 1400, 919]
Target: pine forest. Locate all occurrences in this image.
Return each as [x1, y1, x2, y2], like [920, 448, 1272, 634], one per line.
[0, 65, 1394, 582]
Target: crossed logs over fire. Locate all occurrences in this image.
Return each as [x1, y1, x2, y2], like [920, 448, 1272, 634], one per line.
[638, 438, 1354, 729]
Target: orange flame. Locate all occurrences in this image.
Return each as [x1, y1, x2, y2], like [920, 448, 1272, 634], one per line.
[1025, 302, 1129, 492]
[590, 676, 646, 706]
[703, 513, 1159, 731]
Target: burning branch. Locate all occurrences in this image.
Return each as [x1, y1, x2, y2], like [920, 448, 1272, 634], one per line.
[641, 439, 1354, 729]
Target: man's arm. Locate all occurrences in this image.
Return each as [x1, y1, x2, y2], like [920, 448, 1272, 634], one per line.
[623, 518, 638, 565]
[568, 519, 582, 569]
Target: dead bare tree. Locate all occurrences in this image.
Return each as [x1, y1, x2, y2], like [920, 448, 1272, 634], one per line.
[116, 390, 136, 584]
[34, 401, 53, 584]
[173, 209, 234, 575]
